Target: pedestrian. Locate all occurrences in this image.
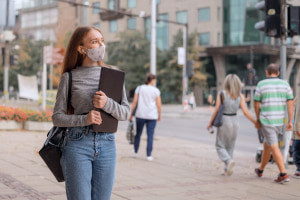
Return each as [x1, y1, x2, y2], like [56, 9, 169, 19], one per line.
[292, 93, 300, 178]
[52, 26, 130, 200]
[244, 63, 257, 109]
[207, 74, 256, 176]
[188, 92, 196, 110]
[129, 74, 162, 161]
[254, 63, 294, 184]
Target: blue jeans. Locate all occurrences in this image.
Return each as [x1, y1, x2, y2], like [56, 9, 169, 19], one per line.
[293, 139, 300, 172]
[134, 118, 157, 156]
[61, 126, 116, 200]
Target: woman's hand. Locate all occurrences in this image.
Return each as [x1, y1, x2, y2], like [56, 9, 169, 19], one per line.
[255, 120, 261, 129]
[129, 114, 133, 121]
[93, 91, 108, 109]
[286, 122, 293, 131]
[87, 110, 102, 125]
[206, 123, 212, 132]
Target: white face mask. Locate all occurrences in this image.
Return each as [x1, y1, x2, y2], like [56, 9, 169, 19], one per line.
[82, 44, 106, 62]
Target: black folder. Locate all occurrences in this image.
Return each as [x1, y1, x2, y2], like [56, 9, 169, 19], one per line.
[93, 67, 125, 133]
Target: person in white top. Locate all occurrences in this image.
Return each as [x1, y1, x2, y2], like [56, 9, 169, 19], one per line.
[129, 74, 162, 161]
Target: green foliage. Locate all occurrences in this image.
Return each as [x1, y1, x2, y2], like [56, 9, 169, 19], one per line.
[3, 39, 50, 91]
[16, 39, 50, 76]
[157, 30, 208, 103]
[106, 29, 208, 103]
[107, 30, 150, 95]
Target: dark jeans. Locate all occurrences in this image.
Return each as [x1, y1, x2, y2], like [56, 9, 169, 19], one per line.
[293, 139, 300, 171]
[134, 118, 157, 156]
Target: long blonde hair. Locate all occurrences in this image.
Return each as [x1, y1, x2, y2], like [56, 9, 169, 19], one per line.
[223, 74, 242, 99]
[62, 26, 105, 74]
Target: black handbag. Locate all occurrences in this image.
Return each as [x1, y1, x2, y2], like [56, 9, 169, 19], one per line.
[212, 91, 224, 127]
[126, 120, 135, 144]
[39, 71, 72, 182]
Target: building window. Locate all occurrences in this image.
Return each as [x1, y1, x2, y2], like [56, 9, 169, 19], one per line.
[198, 33, 210, 46]
[217, 7, 221, 21]
[94, 22, 101, 28]
[198, 7, 210, 22]
[93, 2, 100, 14]
[110, 20, 118, 32]
[144, 17, 151, 40]
[217, 32, 220, 46]
[108, 0, 114, 10]
[144, 14, 169, 50]
[156, 0, 161, 4]
[157, 14, 169, 50]
[128, 0, 136, 8]
[176, 11, 188, 24]
[127, 18, 136, 30]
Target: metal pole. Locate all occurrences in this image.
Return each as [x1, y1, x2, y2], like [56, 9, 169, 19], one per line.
[150, 0, 156, 75]
[182, 26, 187, 102]
[3, 0, 10, 101]
[42, 47, 47, 110]
[280, 0, 287, 80]
[280, 43, 287, 80]
[49, 64, 53, 90]
[42, 62, 47, 110]
[5, 0, 9, 29]
[3, 41, 9, 101]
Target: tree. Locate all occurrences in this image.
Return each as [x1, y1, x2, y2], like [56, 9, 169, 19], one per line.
[157, 30, 208, 103]
[8, 39, 50, 91]
[106, 29, 209, 104]
[106, 30, 150, 98]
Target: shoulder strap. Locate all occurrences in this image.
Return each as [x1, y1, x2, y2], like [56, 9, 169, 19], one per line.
[67, 72, 72, 109]
[220, 91, 224, 105]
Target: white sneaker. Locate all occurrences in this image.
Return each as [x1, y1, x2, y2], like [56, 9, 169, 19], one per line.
[147, 156, 154, 161]
[226, 160, 235, 176]
[132, 150, 137, 157]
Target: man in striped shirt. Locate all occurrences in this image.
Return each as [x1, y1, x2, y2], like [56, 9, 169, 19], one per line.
[254, 63, 294, 184]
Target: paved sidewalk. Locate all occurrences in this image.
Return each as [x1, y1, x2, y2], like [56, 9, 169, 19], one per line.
[0, 129, 299, 200]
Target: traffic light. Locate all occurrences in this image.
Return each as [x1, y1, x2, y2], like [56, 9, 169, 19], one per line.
[9, 54, 18, 66]
[186, 60, 194, 78]
[265, 0, 281, 38]
[254, 0, 282, 38]
[288, 6, 300, 37]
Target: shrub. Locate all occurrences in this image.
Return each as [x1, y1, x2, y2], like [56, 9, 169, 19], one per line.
[0, 106, 28, 122]
[0, 106, 53, 122]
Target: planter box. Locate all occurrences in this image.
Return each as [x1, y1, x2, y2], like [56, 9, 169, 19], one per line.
[24, 121, 52, 131]
[0, 120, 23, 130]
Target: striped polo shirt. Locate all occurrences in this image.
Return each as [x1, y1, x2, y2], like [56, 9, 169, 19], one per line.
[254, 77, 294, 126]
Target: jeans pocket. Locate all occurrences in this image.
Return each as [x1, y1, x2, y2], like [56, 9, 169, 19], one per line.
[67, 127, 86, 141]
[105, 133, 115, 141]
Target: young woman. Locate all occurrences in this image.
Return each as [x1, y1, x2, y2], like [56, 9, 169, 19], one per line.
[52, 26, 130, 200]
[207, 74, 256, 176]
[129, 74, 162, 161]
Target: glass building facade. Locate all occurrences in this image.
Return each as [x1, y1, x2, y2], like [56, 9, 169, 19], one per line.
[127, 18, 136, 30]
[223, 0, 269, 45]
[145, 14, 169, 50]
[176, 11, 188, 24]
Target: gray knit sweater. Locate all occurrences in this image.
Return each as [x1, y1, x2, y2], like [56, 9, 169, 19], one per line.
[52, 66, 130, 129]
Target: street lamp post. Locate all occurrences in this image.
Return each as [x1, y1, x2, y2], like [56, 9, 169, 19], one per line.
[3, 41, 9, 101]
[150, 0, 157, 75]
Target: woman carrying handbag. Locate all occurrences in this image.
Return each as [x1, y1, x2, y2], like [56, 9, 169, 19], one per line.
[52, 26, 129, 200]
[207, 74, 256, 176]
[129, 74, 161, 161]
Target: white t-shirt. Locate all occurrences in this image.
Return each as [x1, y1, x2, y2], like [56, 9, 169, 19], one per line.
[135, 84, 160, 120]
